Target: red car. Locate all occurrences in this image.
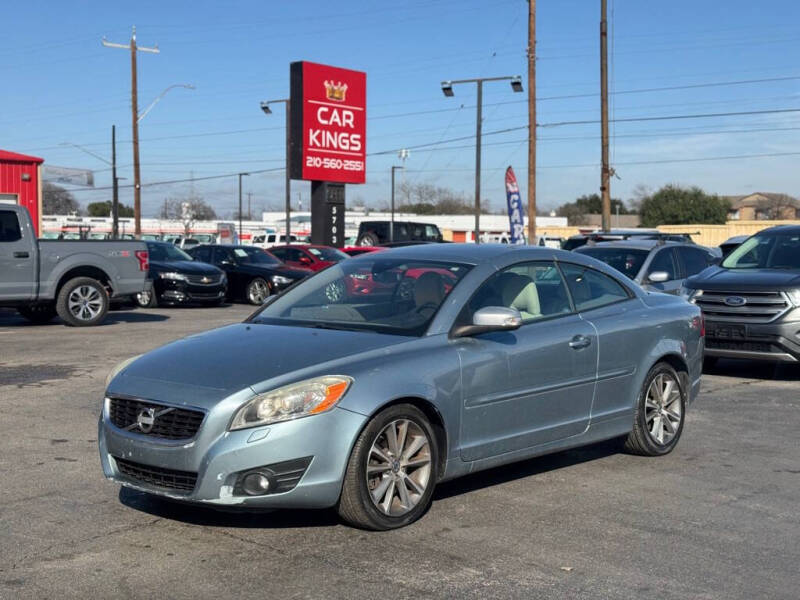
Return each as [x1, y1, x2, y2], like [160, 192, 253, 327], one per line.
[341, 246, 387, 257]
[268, 244, 349, 272]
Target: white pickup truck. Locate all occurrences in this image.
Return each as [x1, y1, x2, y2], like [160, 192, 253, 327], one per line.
[0, 205, 151, 326]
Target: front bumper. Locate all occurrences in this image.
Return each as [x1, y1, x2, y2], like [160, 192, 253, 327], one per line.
[156, 279, 226, 304]
[705, 318, 800, 362]
[99, 406, 367, 508]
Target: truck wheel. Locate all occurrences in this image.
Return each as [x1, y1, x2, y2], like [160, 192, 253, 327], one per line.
[357, 232, 379, 246]
[17, 304, 57, 324]
[56, 277, 109, 327]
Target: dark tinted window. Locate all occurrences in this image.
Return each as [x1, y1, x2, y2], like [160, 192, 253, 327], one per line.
[213, 247, 235, 264]
[560, 263, 631, 312]
[576, 247, 649, 280]
[147, 243, 192, 262]
[270, 247, 288, 260]
[233, 247, 282, 265]
[191, 246, 212, 262]
[0, 211, 22, 242]
[677, 246, 711, 276]
[465, 261, 572, 324]
[648, 248, 678, 280]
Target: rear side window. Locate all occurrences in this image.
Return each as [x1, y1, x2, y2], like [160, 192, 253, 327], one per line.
[677, 247, 712, 276]
[647, 248, 678, 280]
[192, 246, 212, 262]
[0, 210, 22, 242]
[559, 263, 631, 312]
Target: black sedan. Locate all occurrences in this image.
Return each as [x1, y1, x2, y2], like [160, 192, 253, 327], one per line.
[135, 242, 227, 308]
[187, 245, 311, 304]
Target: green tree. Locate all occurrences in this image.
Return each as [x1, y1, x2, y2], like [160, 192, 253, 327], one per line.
[556, 193, 627, 226]
[42, 182, 80, 215]
[639, 185, 730, 227]
[86, 200, 134, 217]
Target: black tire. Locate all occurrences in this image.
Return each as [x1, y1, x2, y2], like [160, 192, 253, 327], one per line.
[338, 404, 438, 531]
[357, 232, 379, 247]
[703, 356, 718, 370]
[55, 277, 109, 327]
[17, 304, 57, 324]
[134, 289, 158, 308]
[245, 277, 270, 305]
[623, 362, 686, 456]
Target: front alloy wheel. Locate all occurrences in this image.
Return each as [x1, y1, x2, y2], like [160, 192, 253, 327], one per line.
[246, 277, 270, 305]
[339, 404, 438, 530]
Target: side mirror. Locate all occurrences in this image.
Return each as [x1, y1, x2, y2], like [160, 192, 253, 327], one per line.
[299, 256, 312, 265]
[648, 271, 669, 283]
[452, 306, 523, 338]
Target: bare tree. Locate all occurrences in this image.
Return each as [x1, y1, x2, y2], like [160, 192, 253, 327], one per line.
[160, 191, 217, 235]
[42, 182, 81, 215]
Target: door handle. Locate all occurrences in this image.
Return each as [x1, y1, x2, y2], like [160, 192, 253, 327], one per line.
[569, 335, 591, 349]
[13, 251, 30, 258]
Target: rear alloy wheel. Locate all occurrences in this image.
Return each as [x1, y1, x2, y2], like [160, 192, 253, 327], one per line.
[338, 404, 438, 530]
[56, 277, 109, 327]
[17, 304, 57, 324]
[357, 232, 379, 247]
[246, 277, 270, 305]
[624, 362, 686, 456]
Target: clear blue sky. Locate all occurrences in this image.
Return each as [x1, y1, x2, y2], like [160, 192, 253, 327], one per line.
[2, 0, 799, 217]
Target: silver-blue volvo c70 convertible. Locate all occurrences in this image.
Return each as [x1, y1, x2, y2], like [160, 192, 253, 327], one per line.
[100, 244, 703, 530]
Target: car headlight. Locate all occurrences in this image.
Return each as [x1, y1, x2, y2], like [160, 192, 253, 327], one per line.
[229, 375, 353, 431]
[680, 285, 703, 302]
[159, 271, 187, 281]
[270, 274, 293, 286]
[786, 289, 800, 307]
[105, 354, 142, 388]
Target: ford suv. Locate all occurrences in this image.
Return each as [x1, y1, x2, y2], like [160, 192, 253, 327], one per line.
[682, 226, 800, 364]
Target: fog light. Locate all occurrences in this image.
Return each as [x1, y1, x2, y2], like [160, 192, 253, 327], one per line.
[241, 472, 270, 495]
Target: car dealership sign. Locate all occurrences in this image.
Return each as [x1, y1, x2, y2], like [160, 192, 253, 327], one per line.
[290, 61, 366, 184]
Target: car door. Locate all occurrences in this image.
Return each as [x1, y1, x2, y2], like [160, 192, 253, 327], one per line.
[0, 209, 35, 301]
[642, 247, 681, 294]
[211, 247, 241, 294]
[558, 262, 644, 425]
[457, 260, 598, 462]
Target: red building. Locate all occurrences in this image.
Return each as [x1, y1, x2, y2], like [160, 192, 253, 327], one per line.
[0, 149, 44, 235]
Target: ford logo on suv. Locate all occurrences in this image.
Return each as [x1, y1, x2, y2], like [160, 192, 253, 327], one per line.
[724, 296, 747, 307]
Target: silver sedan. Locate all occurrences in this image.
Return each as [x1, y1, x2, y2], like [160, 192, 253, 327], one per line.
[99, 244, 704, 530]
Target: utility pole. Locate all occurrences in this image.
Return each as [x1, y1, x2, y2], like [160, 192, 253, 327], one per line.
[600, 0, 611, 231]
[390, 166, 404, 243]
[238, 172, 250, 238]
[111, 125, 119, 239]
[247, 192, 253, 220]
[527, 0, 537, 244]
[102, 27, 159, 236]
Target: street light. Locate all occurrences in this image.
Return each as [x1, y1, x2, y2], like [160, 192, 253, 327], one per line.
[441, 75, 523, 243]
[138, 84, 195, 123]
[260, 98, 291, 245]
[238, 172, 250, 238]
[390, 165, 404, 243]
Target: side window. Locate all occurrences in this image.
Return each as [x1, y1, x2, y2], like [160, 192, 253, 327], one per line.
[270, 247, 287, 261]
[465, 261, 572, 324]
[425, 224, 439, 240]
[286, 248, 305, 262]
[677, 247, 711, 276]
[0, 210, 22, 242]
[647, 248, 677, 280]
[213, 247, 234, 264]
[192, 246, 211, 262]
[559, 263, 631, 312]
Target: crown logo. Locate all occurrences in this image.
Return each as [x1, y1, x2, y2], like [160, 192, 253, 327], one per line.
[324, 80, 348, 102]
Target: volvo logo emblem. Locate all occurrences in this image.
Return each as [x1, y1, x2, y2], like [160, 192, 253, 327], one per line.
[136, 408, 156, 433]
[724, 296, 746, 307]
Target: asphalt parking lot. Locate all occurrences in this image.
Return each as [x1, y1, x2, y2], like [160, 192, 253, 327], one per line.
[1, 304, 798, 600]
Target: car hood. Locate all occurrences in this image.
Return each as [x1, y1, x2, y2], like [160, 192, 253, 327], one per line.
[150, 260, 221, 274]
[687, 266, 800, 290]
[107, 323, 412, 407]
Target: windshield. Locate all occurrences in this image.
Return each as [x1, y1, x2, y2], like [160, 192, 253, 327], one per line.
[234, 247, 282, 265]
[147, 243, 193, 262]
[722, 231, 800, 269]
[250, 258, 471, 336]
[307, 246, 348, 262]
[576, 247, 649, 280]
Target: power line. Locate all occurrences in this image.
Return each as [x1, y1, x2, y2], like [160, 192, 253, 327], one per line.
[539, 107, 800, 128]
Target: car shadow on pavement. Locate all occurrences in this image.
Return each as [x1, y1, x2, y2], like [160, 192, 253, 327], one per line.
[704, 358, 800, 381]
[434, 438, 623, 501]
[99, 312, 170, 325]
[119, 487, 340, 528]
